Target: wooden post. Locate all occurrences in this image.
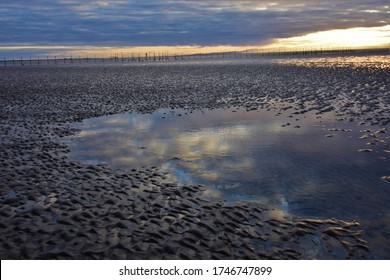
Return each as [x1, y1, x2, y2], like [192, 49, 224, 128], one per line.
[4, 57, 6, 67]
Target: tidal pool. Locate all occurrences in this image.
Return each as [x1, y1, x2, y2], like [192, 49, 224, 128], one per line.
[65, 107, 390, 221]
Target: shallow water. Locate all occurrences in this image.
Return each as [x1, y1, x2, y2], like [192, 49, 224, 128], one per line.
[66, 106, 390, 222]
[274, 54, 390, 68]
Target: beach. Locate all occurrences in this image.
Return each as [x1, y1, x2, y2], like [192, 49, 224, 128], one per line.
[0, 56, 389, 259]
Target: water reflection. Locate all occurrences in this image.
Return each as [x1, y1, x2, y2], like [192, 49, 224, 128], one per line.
[274, 55, 390, 68]
[66, 107, 390, 220]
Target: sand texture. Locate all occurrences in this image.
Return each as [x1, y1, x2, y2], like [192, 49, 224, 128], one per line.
[0, 58, 389, 259]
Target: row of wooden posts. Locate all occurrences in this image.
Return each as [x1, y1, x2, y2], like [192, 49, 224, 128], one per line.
[1, 48, 358, 67]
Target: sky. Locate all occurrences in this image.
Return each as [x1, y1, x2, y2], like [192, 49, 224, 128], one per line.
[0, 0, 389, 57]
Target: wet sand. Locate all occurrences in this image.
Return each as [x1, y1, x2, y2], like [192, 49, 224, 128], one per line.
[0, 57, 389, 259]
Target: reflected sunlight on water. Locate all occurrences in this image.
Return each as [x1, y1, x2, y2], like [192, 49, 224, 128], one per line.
[274, 55, 390, 68]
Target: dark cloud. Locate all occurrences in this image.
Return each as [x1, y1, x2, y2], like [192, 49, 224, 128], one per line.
[0, 0, 389, 47]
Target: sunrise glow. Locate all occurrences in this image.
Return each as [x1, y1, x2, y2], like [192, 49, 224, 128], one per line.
[264, 25, 390, 50]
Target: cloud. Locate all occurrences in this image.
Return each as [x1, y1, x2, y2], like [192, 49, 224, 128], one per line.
[0, 0, 389, 50]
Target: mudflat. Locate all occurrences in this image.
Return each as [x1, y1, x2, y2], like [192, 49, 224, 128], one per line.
[0, 56, 389, 259]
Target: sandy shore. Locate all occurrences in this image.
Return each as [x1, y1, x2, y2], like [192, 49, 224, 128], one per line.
[0, 59, 389, 259]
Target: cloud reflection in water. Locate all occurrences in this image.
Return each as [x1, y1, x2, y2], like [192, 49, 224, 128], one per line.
[67, 107, 390, 220]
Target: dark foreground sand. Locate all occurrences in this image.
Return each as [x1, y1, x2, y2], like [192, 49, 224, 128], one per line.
[0, 58, 389, 259]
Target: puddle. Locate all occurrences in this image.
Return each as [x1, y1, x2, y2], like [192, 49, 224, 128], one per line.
[65, 107, 390, 220]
